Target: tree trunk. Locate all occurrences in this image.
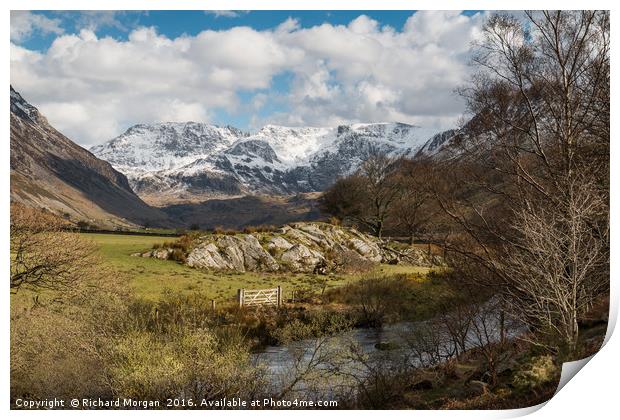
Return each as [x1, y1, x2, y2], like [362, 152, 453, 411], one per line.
[568, 310, 579, 356]
[376, 221, 383, 239]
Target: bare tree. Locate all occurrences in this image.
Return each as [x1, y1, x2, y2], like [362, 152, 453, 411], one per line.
[391, 158, 435, 244]
[10, 203, 99, 292]
[321, 149, 402, 238]
[502, 178, 608, 352]
[433, 11, 609, 355]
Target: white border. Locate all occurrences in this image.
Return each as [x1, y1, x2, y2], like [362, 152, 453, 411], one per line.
[3, 1, 617, 419]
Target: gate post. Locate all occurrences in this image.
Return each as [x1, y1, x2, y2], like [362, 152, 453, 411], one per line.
[277, 286, 282, 307]
[237, 289, 244, 307]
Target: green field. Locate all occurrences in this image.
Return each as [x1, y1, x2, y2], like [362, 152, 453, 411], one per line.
[82, 232, 432, 302]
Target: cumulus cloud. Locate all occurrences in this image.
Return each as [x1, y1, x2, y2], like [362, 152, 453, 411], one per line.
[10, 11, 487, 146]
[10, 11, 64, 42]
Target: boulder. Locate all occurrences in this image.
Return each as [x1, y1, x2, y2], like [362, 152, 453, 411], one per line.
[281, 244, 325, 272]
[237, 235, 279, 272]
[187, 242, 231, 270]
[330, 245, 376, 272]
[348, 237, 382, 262]
[267, 236, 294, 252]
[293, 223, 337, 248]
[187, 235, 279, 272]
[281, 227, 319, 248]
[133, 249, 169, 259]
[216, 236, 247, 271]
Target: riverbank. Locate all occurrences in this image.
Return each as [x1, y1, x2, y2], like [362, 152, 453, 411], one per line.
[249, 294, 608, 410]
[341, 296, 608, 409]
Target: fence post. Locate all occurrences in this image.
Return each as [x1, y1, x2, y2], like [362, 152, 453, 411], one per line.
[237, 289, 244, 307]
[211, 299, 216, 311]
[277, 286, 282, 307]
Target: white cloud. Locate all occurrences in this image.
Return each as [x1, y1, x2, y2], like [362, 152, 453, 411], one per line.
[11, 11, 487, 146]
[205, 11, 248, 18]
[73, 11, 128, 32]
[10, 11, 64, 42]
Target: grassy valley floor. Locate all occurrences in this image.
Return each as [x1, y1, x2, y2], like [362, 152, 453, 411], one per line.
[81, 232, 434, 303]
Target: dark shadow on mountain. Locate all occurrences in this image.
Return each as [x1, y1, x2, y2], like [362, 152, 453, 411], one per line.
[46, 155, 171, 228]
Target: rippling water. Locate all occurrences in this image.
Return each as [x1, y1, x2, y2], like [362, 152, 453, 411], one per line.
[252, 301, 521, 397]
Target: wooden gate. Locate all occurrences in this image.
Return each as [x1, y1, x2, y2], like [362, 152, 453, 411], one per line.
[237, 286, 282, 307]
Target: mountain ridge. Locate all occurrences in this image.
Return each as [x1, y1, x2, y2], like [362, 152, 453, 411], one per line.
[91, 121, 448, 205]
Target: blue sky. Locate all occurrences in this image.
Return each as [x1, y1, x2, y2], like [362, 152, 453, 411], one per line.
[20, 10, 482, 51]
[11, 10, 487, 146]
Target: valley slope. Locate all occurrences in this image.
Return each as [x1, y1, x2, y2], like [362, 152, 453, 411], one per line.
[10, 87, 170, 228]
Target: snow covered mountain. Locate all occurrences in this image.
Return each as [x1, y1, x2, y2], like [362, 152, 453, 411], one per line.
[415, 128, 460, 158]
[91, 121, 443, 204]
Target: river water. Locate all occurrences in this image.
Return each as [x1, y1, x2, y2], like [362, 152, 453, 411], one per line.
[252, 301, 521, 398]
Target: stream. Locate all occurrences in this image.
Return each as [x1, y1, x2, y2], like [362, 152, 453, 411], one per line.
[252, 302, 521, 398]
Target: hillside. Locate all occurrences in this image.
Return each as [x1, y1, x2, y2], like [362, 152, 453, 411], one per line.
[10, 87, 170, 228]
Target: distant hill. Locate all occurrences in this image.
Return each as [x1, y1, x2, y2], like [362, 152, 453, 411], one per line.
[10, 86, 170, 229]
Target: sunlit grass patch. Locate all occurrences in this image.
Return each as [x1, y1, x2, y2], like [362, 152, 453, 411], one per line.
[81, 232, 434, 302]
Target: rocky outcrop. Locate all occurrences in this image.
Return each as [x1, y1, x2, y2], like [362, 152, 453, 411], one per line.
[280, 244, 325, 272]
[267, 236, 294, 252]
[143, 222, 440, 274]
[187, 234, 279, 272]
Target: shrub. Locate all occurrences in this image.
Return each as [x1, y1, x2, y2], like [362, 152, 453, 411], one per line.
[10, 265, 130, 402]
[512, 355, 558, 391]
[273, 310, 353, 344]
[213, 226, 239, 235]
[107, 329, 265, 402]
[169, 248, 187, 263]
[150, 234, 196, 261]
[325, 274, 413, 326]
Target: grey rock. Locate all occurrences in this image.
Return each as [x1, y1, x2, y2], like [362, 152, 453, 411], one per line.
[186, 234, 279, 272]
[160, 222, 440, 274]
[267, 236, 294, 252]
[187, 242, 231, 270]
[348, 237, 382, 262]
[281, 244, 325, 273]
[237, 235, 279, 272]
[216, 236, 247, 271]
[152, 248, 172, 260]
